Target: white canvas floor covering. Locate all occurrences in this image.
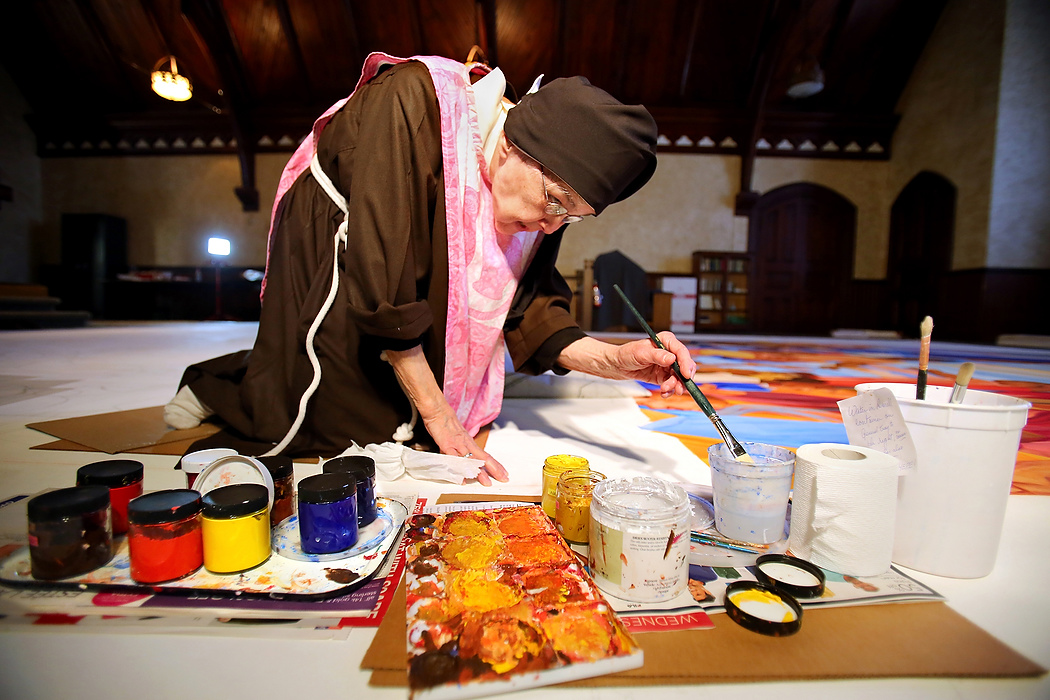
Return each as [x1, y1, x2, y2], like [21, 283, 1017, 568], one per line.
[0, 321, 1047, 700]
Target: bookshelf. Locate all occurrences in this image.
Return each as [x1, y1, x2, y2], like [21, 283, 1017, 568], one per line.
[692, 251, 751, 331]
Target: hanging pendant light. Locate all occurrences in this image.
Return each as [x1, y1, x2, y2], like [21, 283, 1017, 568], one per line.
[151, 55, 192, 102]
[787, 57, 825, 99]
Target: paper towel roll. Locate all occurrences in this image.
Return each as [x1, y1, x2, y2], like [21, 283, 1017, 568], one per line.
[789, 443, 899, 577]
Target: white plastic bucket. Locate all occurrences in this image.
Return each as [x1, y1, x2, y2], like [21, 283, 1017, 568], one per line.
[854, 382, 1030, 578]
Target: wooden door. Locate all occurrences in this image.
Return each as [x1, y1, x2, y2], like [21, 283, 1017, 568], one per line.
[749, 183, 857, 335]
[887, 171, 956, 337]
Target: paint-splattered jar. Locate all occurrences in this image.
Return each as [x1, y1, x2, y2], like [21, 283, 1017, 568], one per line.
[126, 489, 203, 584]
[588, 477, 691, 602]
[200, 484, 270, 574]
[27, 486, 113, 580]
[555, 469, 606, 545]
[76, 459, 144, 535]
[541, 455, 589, 519]
[298, 473, 358, 554]
[322, 455, 377, 527]
[258, 456, 295, 527]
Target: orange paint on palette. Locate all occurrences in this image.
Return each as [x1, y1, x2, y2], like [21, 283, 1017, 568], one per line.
[500, 535, 574, 567]
[459, 613, 546, 673]
[496, 507, 547, 536]
[537, 602, 628, 663]
[404, 506, 643, 697]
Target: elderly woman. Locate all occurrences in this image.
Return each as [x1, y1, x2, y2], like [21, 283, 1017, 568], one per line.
[165, 53, 696, 485]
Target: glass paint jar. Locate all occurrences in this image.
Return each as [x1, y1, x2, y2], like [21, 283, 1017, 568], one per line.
[76, 459, 144, 535]
[27, 486, 113, 580]
[541, 455, 589, 519]
[555, 469, 606, 545]
[200, 484, 270, 574]
[126, 489, 203, 584]
[588, 477, 691, 602]
[297, 473, 358, 554]
[322, 455, 377, 527]
[258, 456, 295, 527]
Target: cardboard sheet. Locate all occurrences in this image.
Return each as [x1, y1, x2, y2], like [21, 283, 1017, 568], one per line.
[26, 408, 492, 458]
[363, 493, 1045, 687]
[27, 406, 219, 455]
[363, 582, 1044, 686]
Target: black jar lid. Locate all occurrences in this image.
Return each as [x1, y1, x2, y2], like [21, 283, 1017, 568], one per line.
[754, 554, 827, 598]
[322, 455, 375, 479]
[201, 484, 269, 518]
[298, 473, 356, 504]
[76, 459, 144, 487]
[723, 580, 803, 637]
[128, 489, 202, 525]
[257, 455, 294, 480]
[27, 486, 111, 521]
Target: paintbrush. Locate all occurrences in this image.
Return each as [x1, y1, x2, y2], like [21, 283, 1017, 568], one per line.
[612, 284, 753, 463]
[915, 315, 934, 400]
[949, 362, 976, 404]
[690, 531, 768, 554]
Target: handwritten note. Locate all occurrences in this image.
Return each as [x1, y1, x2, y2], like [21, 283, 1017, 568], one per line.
[836, 388, 917, 475]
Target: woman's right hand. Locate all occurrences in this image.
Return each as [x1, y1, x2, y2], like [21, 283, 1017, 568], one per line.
[383, 346, 508, 486]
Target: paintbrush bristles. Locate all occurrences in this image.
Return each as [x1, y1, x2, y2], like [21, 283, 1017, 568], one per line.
[956, 362, 976, 388]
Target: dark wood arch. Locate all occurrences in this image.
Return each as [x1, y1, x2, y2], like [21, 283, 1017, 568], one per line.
[887, 171, 956, 338]
[749, 182, 857, 335]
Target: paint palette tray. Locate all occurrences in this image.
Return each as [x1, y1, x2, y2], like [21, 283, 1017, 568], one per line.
[0, 497, 410, 600]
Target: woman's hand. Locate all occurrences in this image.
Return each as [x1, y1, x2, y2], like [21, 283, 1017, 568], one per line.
[555, 333, 697, 397]
[384, 346, 508, 486]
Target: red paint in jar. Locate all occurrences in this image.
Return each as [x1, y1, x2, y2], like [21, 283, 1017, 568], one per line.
[126, 489, 203, 584]
[76, 460, 144, 535]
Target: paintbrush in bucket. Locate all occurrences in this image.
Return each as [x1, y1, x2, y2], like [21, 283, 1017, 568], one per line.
[612, 284, 753, 463]
[949, 362, 976, 404]
[916, 315, 934, 400]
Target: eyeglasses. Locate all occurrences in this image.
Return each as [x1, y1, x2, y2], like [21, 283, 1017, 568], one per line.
[540, 168, 584, 224]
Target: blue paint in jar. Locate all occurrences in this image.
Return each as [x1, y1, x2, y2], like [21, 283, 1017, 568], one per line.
[297, 473, 358, 554]
[322, 455, 377, 527]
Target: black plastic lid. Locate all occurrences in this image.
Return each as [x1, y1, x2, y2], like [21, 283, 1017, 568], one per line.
[723, 580, 803, 637]
[298, 473, 356, 504]
[128, 489, 202, 525]
[201, 484, 269, 518]
[27, 486, 110, 521]
[754, 554, 827, 599]
[257, 455, 294, 480]
[76, 459, 144, 487]
[322, 455, 376, 479]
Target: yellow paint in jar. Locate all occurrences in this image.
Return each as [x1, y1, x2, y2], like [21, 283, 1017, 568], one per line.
[200, 484, 271, 574]
[555, 469, 606, 544]
[541, 455, 589, 519]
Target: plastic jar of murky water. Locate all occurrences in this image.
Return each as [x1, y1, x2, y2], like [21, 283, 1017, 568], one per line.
[588, 477, 691, 602]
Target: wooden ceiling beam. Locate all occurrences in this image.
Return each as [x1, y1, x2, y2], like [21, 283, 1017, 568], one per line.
[338, 0, 364, 72]
[72, 0, 141, 101]
[736, 0, 799, 215]
[274, 0, 314, 101]
[475, 0, 499, 67]
[182, 0, 259, 211]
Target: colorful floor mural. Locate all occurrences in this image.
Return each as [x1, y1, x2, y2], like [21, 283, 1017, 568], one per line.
[625, 336, 1050, 496]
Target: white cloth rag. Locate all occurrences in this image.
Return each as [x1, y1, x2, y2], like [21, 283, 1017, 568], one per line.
[337, 442, 483, 484]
